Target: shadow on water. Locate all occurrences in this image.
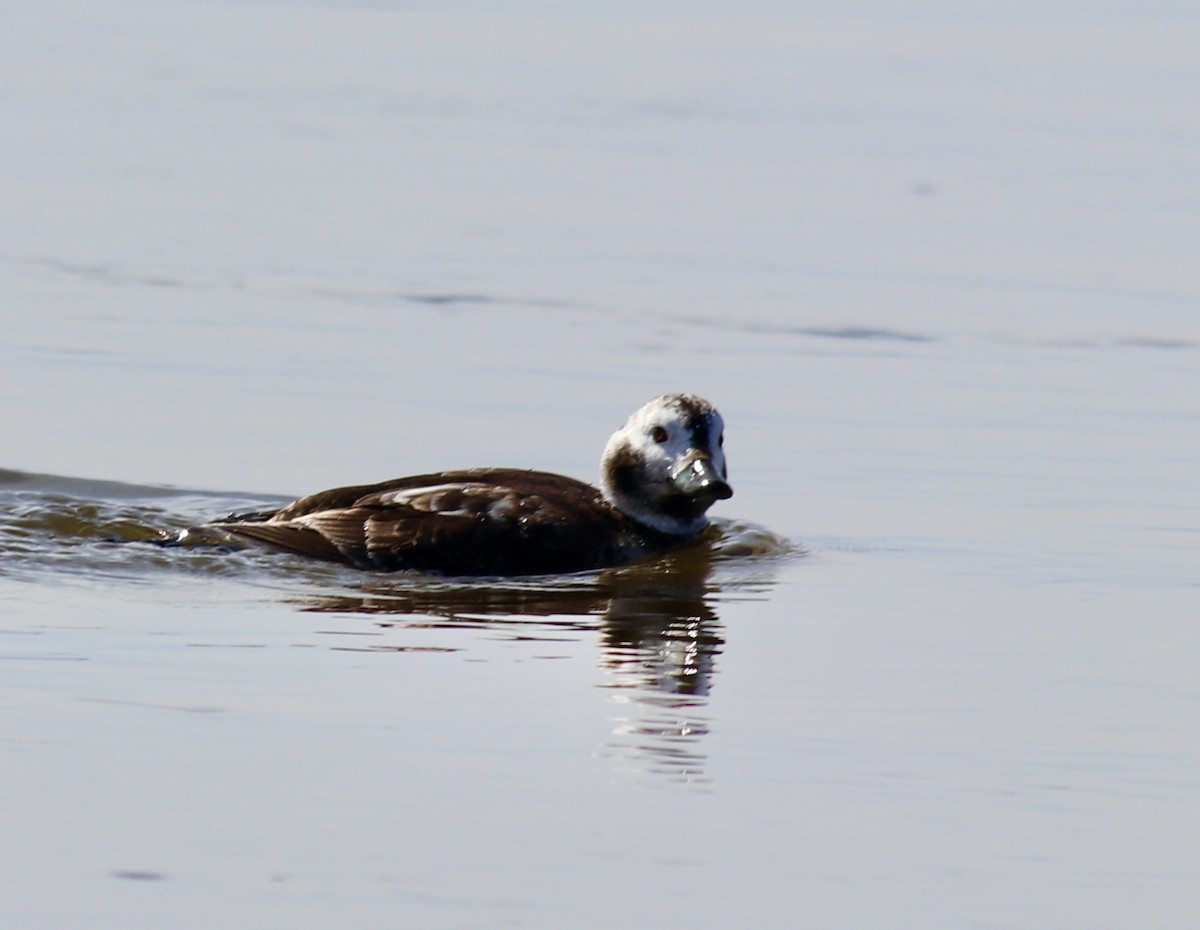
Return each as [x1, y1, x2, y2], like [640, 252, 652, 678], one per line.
[0, 468, 795, 784]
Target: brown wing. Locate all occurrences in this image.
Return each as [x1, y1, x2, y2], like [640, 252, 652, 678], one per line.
[257, 469, 590, 520]
[210, 520, 351, 564]
[212, 470, 662, 575]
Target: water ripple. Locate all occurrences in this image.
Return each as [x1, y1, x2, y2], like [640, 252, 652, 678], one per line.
[0, 467, 794, 785]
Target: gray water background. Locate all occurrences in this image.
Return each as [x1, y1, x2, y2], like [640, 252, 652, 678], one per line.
[2, 2, 1198, 927]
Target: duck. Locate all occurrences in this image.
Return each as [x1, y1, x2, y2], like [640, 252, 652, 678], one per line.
[210, 393, 732, 576]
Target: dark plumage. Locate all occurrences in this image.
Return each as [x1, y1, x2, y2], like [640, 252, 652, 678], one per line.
[211, 394, 732, 576]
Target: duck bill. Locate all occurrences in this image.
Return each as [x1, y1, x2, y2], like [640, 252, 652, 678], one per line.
[671, 454, 733, 502]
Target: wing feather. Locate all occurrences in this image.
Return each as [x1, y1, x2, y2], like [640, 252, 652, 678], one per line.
[212, 469, 659, 575]
[212, 520, 350, 564]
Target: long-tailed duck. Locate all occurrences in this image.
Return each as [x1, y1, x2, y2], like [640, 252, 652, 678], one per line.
[211, 393, 732, 576]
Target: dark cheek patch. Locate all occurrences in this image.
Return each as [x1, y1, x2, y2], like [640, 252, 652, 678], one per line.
[607, 444, 646, 499]
[613, 464, 640, 499]
[688, 414, 712, 453]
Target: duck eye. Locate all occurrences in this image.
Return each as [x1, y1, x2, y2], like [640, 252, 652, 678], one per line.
[650, 426, 669, 444]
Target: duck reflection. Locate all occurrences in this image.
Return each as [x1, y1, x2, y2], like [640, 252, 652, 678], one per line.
[290, 541, 731, 783]
[592, 554, 721, 783]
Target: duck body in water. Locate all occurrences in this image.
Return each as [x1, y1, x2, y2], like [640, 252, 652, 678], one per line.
[211, 394, 732, 576]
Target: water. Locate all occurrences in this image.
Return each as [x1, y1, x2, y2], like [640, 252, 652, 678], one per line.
[3, 2, 1199, 927]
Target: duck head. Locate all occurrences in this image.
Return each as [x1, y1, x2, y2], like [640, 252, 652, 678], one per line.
[600, 393, 733, 536]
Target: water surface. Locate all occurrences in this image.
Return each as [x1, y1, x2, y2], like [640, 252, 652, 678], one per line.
[2, 2, 1198, 928]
